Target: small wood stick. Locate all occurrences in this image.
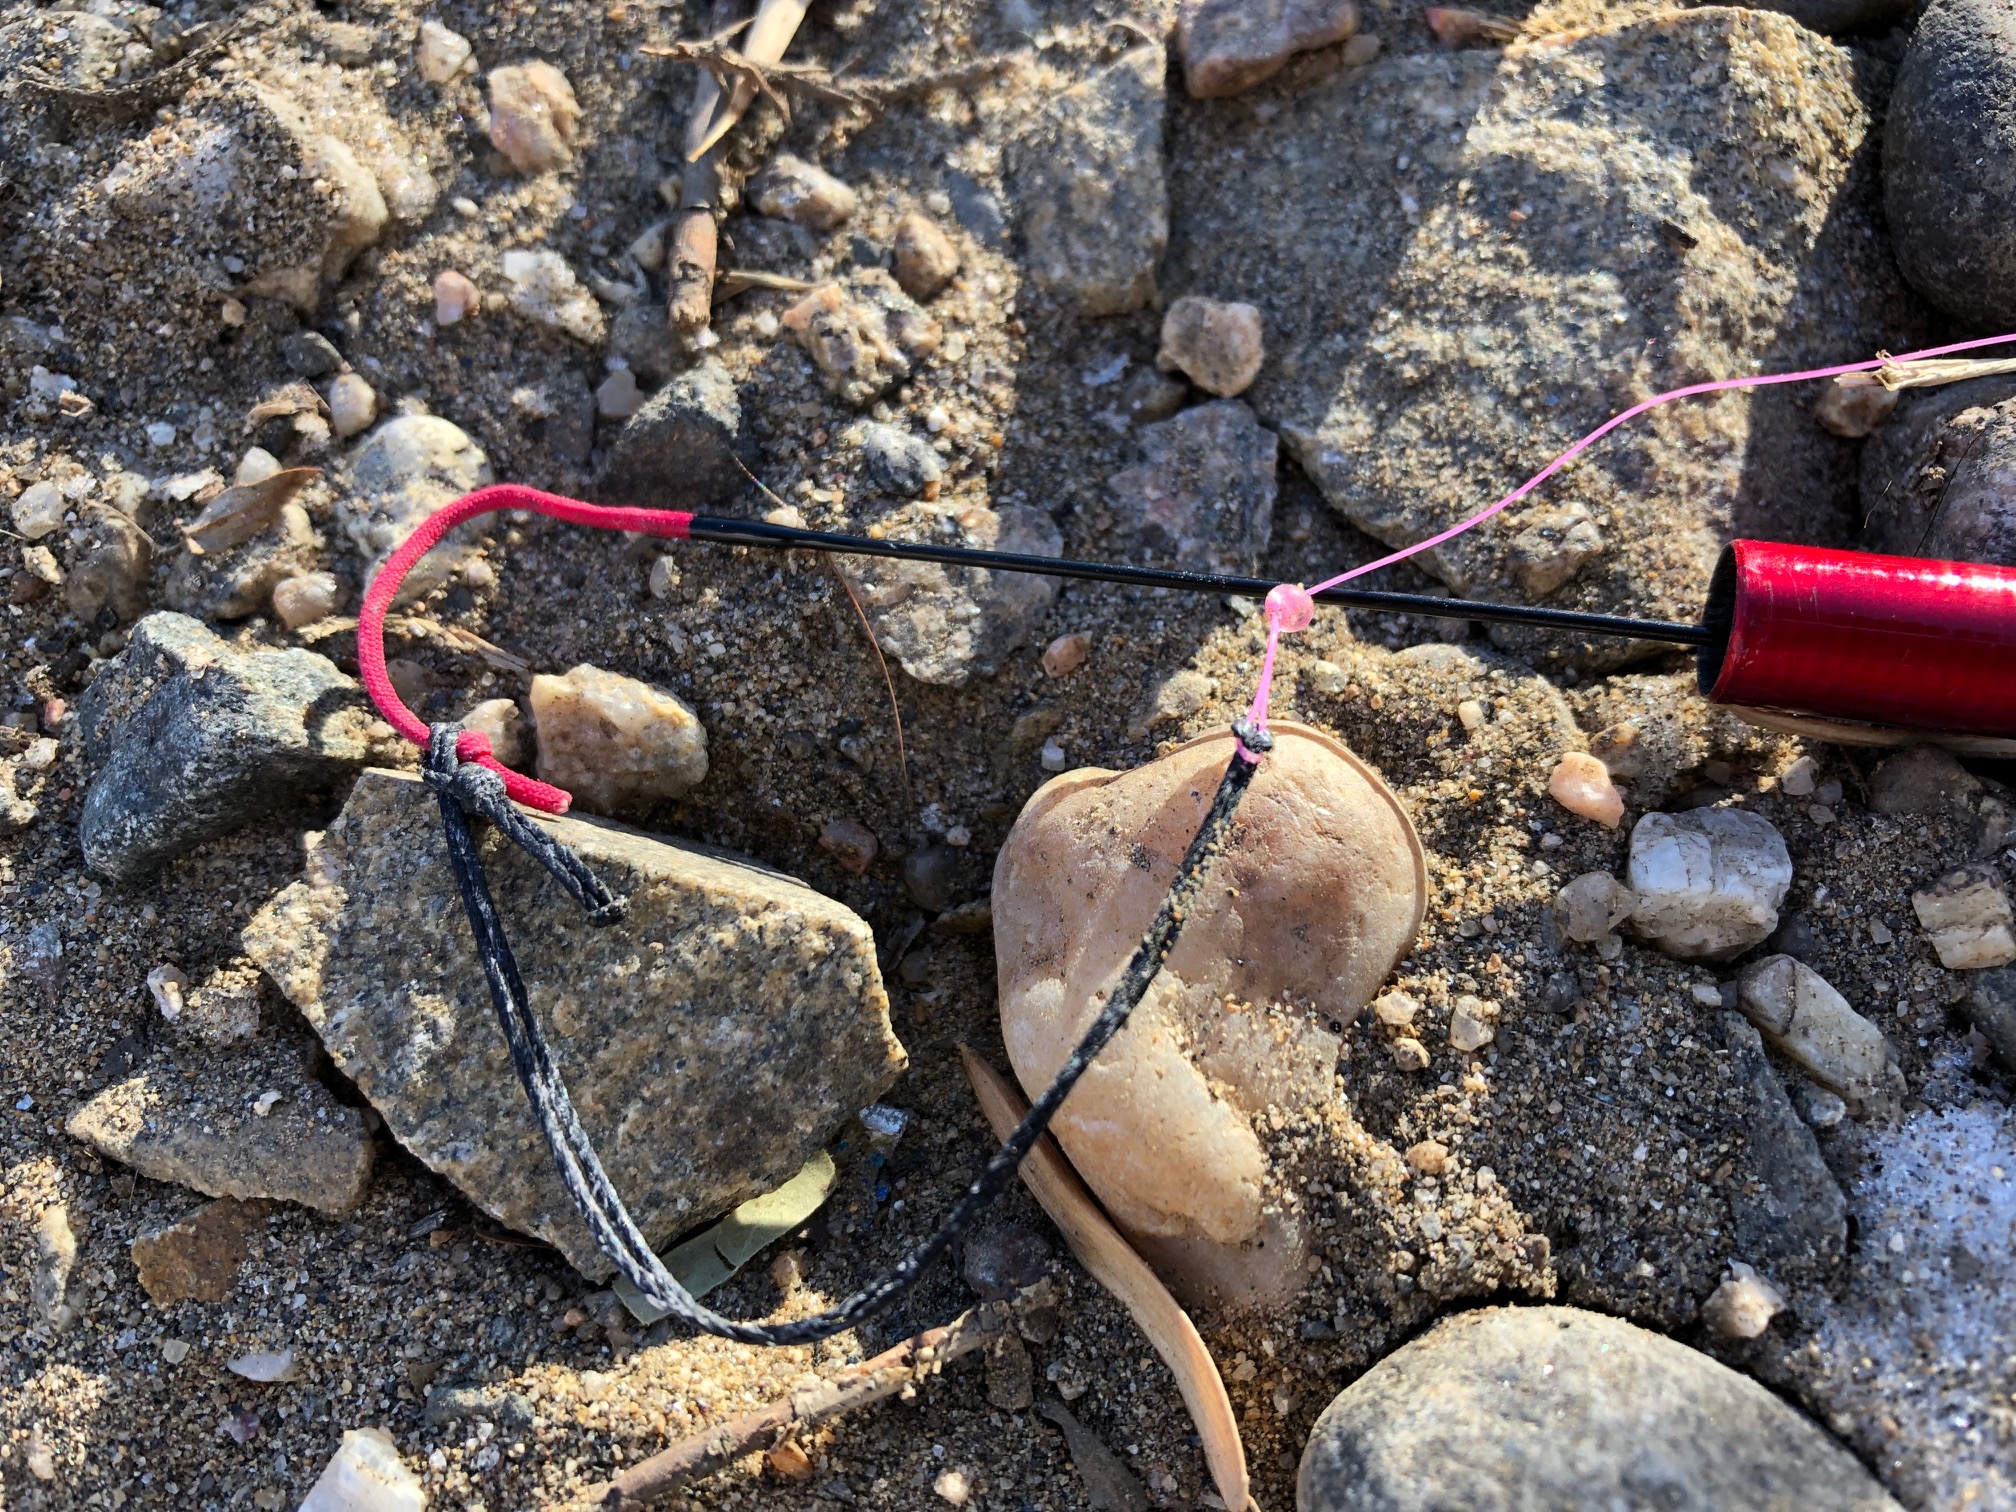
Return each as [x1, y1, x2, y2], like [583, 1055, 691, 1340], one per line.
[577, 1297, 1018, 1507]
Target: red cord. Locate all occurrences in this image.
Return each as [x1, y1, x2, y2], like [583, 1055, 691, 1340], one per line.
[358, 484, 693, 814]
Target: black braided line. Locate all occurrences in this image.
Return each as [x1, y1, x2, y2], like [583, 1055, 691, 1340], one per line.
[424, 719, 1271, 1345]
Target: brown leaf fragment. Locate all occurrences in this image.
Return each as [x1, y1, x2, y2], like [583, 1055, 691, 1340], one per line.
[243, 383, 329, 434]
[130, 1197, 267, 1306]
[1037, 1400, 1150, 1512]
[181, 468, 321, 556]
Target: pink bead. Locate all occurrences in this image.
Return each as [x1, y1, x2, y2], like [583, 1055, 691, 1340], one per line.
[1264, 582, 1315, 633]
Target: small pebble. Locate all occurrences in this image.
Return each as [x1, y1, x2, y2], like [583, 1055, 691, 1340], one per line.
[1689, 981, 1723, 1007]
[1405, 1140, 1449, 1177]
[326, 373, 377, 438]
[750, 154, 858, 230]
[596, 368, 645, 419]
[433, 269, 481, 325]
[1912, 864, 2016, 969]
[145, 421, 176, 448]
[1039, 738, 1069, 772]
[819, 818, 879, 875]
[1701, 1264, 1785, 1340]
[1392, 1037, 1430, 1071]
[234, 447, 282, 486]
[1156, 294, 1265, 397]
[146, 964, 189, 1023]
[161, 1339, 190, 1364]
[1553, 871, 1636, 943]
[228, 1347, 300, 1382]
[1342, 32, 1382, 64]
[1371, 990, 1418, 1029]
[300, 1428, 426, 1512]
[893, 213, 960, 301]
[271, 572, 342, 630]
[1456, 699, 1485, 731]
[415, 19, 472, 83]
[767, 1441, 815, 1482]
[1548, 752, 1624, 828]
[1041, 632, 1091, 677]
[487, 61, 581, 173]
[648, 556, 679, 599]
[933, 1469, 972, 1506]
[11, 482, 66, 541]
[1448, 997, 1496, 1052]
[1779, 755, 1818, 796]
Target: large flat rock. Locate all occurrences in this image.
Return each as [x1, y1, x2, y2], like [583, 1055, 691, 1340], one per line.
[1165, 9, 1921, 670]
[244, 769, 905, 1277]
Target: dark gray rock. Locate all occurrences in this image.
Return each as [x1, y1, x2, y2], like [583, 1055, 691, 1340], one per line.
[1009, 45, 1167, 316]
[282, 331, 344, 378]
[1720, 1013, 1848, 1272]
[1165, 12, 1916, 672]
[75, 612, 394, 880]
[1885, 0, 2016, 329]
[424, 1384, 535, 1430]
[597, 357, 758, 510]
[1107, 400, 1278, 573]
[242, 769, 906, 1277]
[1866, 742, 1983, 816]
[902, 844, 977, 913]
[1859, 377, 2016, 565]
[1967, 966, 2016, 1068]
[608, 301, 681, 387]
[852, 421, 944, 497]
[1298, 1306, 1903, 1512]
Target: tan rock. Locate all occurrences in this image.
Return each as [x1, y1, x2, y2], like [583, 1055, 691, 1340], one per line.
[1448, 996, 1496, 1052]
[994, 722, 1425, 1308]
[1041, 632, 1092, 677]
[529, 663, 707, 815]
[893, 213, 960, 300]
[1912, 865, 2016, 970]
[749, 154, 858, 230]
[271, 571, 342, 629]
[1812, 376, 1899, 439]
[326, 372, 376, 439]
[1737, 954, 1899, 1103]
[460, 697, 531, 770]
[1701, 1262, 1784, 1339]
[131, 1198, 267, 1306]
[487, 62, 581, 173]
[1553, 871, 1637, 944]
[1548, 752, 1624, 828]
[1180, 0, 1361, 98]
[1404, 1140, 1449, 1178]
[1157, 295, 1264, 397]
[415, 20, 473, 84]
[433, 268, 480, 325]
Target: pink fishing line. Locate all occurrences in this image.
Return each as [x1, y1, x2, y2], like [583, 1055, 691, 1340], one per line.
[1240, 330, 2016, 738]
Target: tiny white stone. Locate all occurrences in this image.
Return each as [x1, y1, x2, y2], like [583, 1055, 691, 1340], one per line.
[933, 1469, 971, 1506]
[10, 481, 66, 540]
[1689, 981, 1723, 1007]
[326, 373, 377, 438]
[1039, 738, 1068, 772]
[1779, 755, 1818, 796]
[228, 1346, 299, 1381]
[144, 421, 176, 448]
[161, 1339, 190, 1364]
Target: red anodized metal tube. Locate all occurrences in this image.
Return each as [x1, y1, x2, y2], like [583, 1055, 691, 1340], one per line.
[1700, 540, 2016, 741]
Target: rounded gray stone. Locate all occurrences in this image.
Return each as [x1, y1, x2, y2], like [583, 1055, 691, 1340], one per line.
[1298, 1306, 1902, 1512]
[596, 356, 759, 510]
[1859, 377, 2016, 565]
[1885, 0, 2016, 328]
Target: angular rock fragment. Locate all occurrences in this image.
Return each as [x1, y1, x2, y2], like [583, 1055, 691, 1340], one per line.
[500, 249, 605, 344]
[243, 769, 905, 1276]
[1180, 0, 1360, 99]
[300, 1428, 426, 1512]
[130, 1198, 267, 1307]
[1626, 809, 1792, 960]
[995, 723, 1424, 1307]
[1298, 1307, 1902, 1512]
[835, 504, 1063, 686]
[849, 420, 944, 497]
[782, 272, 941, 407]
[32, 1204, 79, 1334]
[1156, 295, 1264, 398]
[488, 61, 581, 173]
[528, 663, 708, 816]
[1736, 955, 1900, 1105]
[65, 507, 153, 625]
[1505, 505, 1603, 596]
[749, 154, 857, 230]
[597, 357, 760, 510]
[1701, 1261, 1785, 1340]
[1107, 400, 1277, 574]
[338, 415, 493, 602]
[1010, 45, 1167, 316]
[1911, 864, 2016, 970]
[1552, 872, 1635, 944]
[1717, 1020, 1846, 1282]
[67, 1037, 374, 1214]
[1165, 11, 1917, 670]
[893, 213, 960, 301]
[75, 613, 395, 880]
[1967, 967, 2016, 1069]
[166, 500, 320, 622]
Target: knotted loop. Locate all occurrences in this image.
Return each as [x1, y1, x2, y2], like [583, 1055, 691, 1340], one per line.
[425, 724, 628, 927]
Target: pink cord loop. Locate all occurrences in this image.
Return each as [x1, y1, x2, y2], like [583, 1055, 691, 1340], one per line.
[357, 483, 695, 815]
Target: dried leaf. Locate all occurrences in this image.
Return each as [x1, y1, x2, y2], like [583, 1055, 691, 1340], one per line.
[614, 1150, 837, 1323]
[243, 383, 328, 434]
[181, 468, 320, 556]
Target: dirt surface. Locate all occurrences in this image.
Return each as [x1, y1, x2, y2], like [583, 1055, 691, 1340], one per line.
[2, 1, 2010, 1509]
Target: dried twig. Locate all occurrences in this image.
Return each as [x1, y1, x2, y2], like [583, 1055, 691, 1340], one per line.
[960, 1049, 1254, 1512]
[577, 1292, 1033, 1506]
[713, 268, 819, 301]
[1843, 355, 2016, 392]
[643, 33, 870, 123]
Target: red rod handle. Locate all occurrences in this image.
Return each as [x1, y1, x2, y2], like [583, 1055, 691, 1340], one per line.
[1701, 540, 2016, 740]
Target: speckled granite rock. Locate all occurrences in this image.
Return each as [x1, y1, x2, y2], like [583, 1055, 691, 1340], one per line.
[1009, 45, 1167, 317]
[1107, 399, 1278, 574]
[337, 414, 492, 603]
[1298, 1306, 1903, 1512]
[243, 768, 905, 1276]
[75, 612, 395, 880]
[835, 503, 1062, 687]
[66, 1036, 374, 1214]
[527, 663, 708, 817]
[1165, 10, 1918, 671]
